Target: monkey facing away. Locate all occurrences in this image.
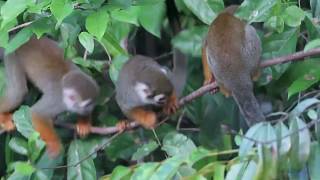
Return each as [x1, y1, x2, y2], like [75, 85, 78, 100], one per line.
[115, 50, 187, 129]
[202, 6, 265, 126]
[0, 37, 100, 157]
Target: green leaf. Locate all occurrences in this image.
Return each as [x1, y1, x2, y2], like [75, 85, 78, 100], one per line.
[131, 163, 159, 180]
[214, 163, 225, 180]
[288, 70, 320, 98]
[289, 98, 320, 118]
[79, 32, 94, 53]
[182, 0, 216, 25]
[100, 32, 127, 56]
[236, 0, 277, 23]
[86, 8, 109, 40]
[162, 132, 196, 157]
[308, 142, 320, 180]
[131, 141, 158, 161]
[4, 27, 33, 55]
[31, 17, 54, 39]
[225, 161, 257, 180]
[109, 166, 131, 180]
[0, 0, 28, 28]
[67, 140, 96, 180]
[261, 27, 298, 80]
[138, 2, 165, 38]
[304, 39, 320, 51]
[264, 16, 284, 33]
[289, 117, 311, 170]
[50, 0, 73, 28]
[72, 57, 105, 72]
[9, 137, 28, 155]
[14, 161, 35, 176]
[110, 6, 140, 25]
[109, 55, 129, 84]
[172, 26, 207, 57]
[283, 6, 305, 27]
[12, 106, 35, 138]
[105, 133, 139, 161]
[239, 122, 264, 157]
[28, 132, 46, 162]
[274, 122, 290, 157]
[150, 156, 185, 179]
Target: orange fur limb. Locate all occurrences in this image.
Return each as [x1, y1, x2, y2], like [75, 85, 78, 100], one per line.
[0, 113, 15, 131]
[32, 113, 61, 158]
[128, 107, 157, 129]
[76, 118, 91, 137]
[116, 120, 129, 132]
[163, 92, 178, 114]
[202, 43, 215, 85]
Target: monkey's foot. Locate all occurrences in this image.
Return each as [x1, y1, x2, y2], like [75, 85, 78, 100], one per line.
[0, 113, 15, 131]
[46, 140, 62, 158]
[203, 74, 219, 94]
[116, 120, 128, 132]
[164, 94, 179, 114]
[76, 119, 91, 137]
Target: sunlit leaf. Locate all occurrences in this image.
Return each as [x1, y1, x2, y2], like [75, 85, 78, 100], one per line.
[131, 141, 158, 161]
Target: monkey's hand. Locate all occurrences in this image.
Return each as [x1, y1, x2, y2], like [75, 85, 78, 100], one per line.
[116, 120, 129, 132]
[163, 93, 178, 115]
[0, 113, 15, 131]
[76, 119, 91, 137]
[32, 113, 62, 158]
[129, 108, 157, 129]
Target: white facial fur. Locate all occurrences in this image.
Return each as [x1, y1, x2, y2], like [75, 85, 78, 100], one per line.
[134, 82, 166, 105]
[63, 88, 93, 114]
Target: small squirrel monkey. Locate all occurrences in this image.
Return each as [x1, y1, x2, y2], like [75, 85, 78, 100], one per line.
[202, 6, 265, 126]
[0, 37, 100, 157]
[116, 51, 187, 129]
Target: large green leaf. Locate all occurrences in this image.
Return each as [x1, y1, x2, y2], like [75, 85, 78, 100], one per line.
[50, 0, 73, 28]
[182, 0, 216, 25]
[162, 132, 196, 157]
[12, 106, 35, 138]
[289, 117, 311, 170]
[0, 0, 28, 28]
[138, 2, 165, 38]
[67, 140, 96, 180]
[131, 140, 159, 161]
[4, 27, 33, 55]
[172, 26, 207, 57]
[86, 8, 109, 40]
[283, 6, 305, 27]
[236, 0, 277, 23]
[308, 142, 320, 180]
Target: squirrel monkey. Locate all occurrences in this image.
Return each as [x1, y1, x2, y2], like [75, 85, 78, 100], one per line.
[116, 50, 187, 129]
[0, 37, 100, 157]
[202, 6, 265, 126]
[115, 2, 187, 129]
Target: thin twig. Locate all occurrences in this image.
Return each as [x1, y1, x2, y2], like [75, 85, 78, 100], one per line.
[41, 132, 122, 170]
[9, 21, 33, 32]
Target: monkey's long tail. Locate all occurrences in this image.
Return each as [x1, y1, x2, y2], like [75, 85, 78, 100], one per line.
[232, 88, 266, 126]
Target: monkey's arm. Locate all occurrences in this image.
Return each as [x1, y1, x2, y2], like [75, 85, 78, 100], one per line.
[76, 117, 91, 137]
[31, 88, 65, 157]
[163, 91, 178, 114]
[127, 107, 157, 129]
[32, 113, 61, 157]
[0, 53, 28, 131]
[201, 43, 215, 85]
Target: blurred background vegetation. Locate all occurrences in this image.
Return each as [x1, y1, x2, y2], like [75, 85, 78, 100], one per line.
[0, 0, 320, 179]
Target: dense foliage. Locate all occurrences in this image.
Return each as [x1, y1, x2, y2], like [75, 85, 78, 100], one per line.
[0, 0, 320, 179]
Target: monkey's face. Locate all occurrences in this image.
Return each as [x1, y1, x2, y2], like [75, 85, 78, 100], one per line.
[63, 88, 95, 115]
[134, 82, 168, 106]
